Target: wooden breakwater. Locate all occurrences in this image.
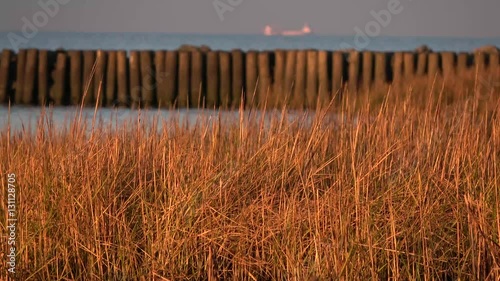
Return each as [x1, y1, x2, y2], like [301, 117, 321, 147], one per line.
[0, 46, 498, 109]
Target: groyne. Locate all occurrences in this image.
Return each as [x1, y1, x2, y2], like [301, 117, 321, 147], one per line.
[0, 46, 498, 109]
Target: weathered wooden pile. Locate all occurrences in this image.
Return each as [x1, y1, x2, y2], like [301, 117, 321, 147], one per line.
[0, 45, 498, 109]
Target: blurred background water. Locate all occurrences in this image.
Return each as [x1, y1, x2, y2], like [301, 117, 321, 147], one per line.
[1, 32, 499, 52]
[0, 106, 325, 134]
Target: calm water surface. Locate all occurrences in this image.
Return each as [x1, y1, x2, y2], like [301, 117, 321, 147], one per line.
[1, 32, 499, 52]
[0, 106, 324, 134]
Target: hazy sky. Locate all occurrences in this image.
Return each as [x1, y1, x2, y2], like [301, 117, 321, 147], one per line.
[1, 0, 499, 37]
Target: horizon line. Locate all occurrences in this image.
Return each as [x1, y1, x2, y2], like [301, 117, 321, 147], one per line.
[1, 30, 499, 40]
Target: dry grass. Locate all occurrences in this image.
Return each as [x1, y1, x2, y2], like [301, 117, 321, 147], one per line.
[1, 79, 500, 280]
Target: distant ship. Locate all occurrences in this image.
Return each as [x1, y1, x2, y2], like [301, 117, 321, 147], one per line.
[264, 24, 313, 36]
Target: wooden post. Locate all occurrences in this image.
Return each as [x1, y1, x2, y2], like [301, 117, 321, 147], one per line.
[441, 52, 455, 79]
[116, 50, 128, 107]
[51, 52, 66, 106]
[456, 53, 469, 78]
[140, 50, 153, 108]
[403, 52, 415, 81]
[206, 51, 219, 108]
[284, 50, 296, 105]
[490, 52, 499, 78]
[219, 51, 231, 108]
[318, 50, 330, 107]
[427, 53, 440, 82]
[154, 51, 166, 108]
[362, 51, 374, 91]
[273, 50, 286, 108]
[83, 50, 96, 105]
[257, 51, 271, 108]
[374, 52, 387, 86]
[332, 51, 344, 97]
[68, 50, 82, 105]
[293, 50, 306, 109]
[231, 49, 243, 108]
[15, 49, 27, 104]
[190, 51, 203, 108]
[105, 51, 117, 106]
[474, 52, 487, 75]
[245, 51, 258, 108]
[164, 51, 177, 108]
[0, 50, 11, 103]
[22, 49, 37, 105]
[177, 51, 190, 108]
[94, 50, 107, 107]
[348, 51, 360, 93]
[416, 52, 428, 76]
[38, 50, 48, 105]
[392, 52, 404, 85]
[306, 50, 318, 109]
[129, 51, 141, 108]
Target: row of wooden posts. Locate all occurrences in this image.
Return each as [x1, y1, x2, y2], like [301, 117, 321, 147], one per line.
[0, 48, 498, 109]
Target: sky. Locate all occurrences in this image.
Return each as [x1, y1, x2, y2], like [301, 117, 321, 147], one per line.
[0, 0, 499, 37]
